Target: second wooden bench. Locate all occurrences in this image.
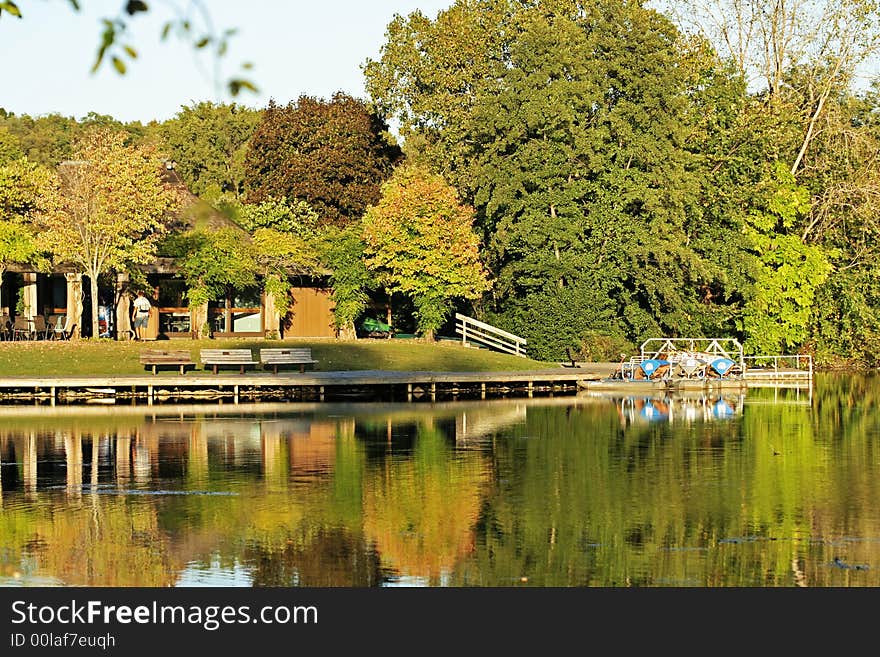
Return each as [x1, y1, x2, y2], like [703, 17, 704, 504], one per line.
[200, 348, 258, 374]
[259, 347, 319, 374]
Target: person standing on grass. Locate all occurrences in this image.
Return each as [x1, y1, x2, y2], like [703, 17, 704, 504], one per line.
[131, 290, 152, 341]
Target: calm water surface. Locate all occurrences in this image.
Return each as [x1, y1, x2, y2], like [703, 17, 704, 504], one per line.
[1, 373, 878, 587]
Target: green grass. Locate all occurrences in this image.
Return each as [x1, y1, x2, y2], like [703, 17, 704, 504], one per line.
[0, 337, 556, 377]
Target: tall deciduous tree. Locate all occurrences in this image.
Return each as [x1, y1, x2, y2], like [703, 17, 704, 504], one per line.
[367, 0, 734, 358]
[362, 165, 490, 340]
[0, 158, 57, 301]
[159, 102, 262, 203]
[244, 93, 402, 226]
[36, 129, 180, 338]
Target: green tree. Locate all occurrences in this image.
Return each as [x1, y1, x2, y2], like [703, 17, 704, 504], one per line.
[367, 0, 736, 358]
[315, 225, 374, 340]
[0, 113, 80, 167]
[244, 93, 402, 226]
[0, 158, 57, 299]
[0, 127, 22, 166]
[741, 164, 832, 354]
[362, 165, 490, 340]
[35, 129, 180, 338]
[159, 102, 262, 203]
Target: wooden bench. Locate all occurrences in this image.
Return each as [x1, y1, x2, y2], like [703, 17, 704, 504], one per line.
[140, 349, 196, 375]
[260, 348, 319, 375]
[200, 348, 258, 374]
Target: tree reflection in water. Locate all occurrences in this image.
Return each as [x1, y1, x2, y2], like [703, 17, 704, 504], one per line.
[0, 376, 877, 587]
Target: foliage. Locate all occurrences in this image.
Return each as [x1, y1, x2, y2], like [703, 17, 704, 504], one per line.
[314, 224, 375, 338]
[244, 93, 403, 226]
[0, 111, 146, 168]
[163, 227, 258, 307]
[0, 158, 59, 286]
[0, 127, 22, 166]
[251, 226, 319, 317]
[231, 196, 320, 236]
[158, 102, 262, 203]
[741, 164, 833, 354]
[362, 164, 490, 338]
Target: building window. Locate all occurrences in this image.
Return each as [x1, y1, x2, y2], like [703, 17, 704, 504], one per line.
[210, 285, 263, 336]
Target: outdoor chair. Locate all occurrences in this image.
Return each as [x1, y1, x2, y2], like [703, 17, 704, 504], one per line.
[52, 316, 74, 340]
[12, 316, 33, 341]
[32, 315, 51, 340]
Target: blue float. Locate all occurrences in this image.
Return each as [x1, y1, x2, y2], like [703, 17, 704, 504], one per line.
[639, 359, 670, 379]
[710, 358, 736, 377]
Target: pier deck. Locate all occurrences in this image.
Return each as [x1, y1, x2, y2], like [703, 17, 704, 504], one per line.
[0, 362, 813, 406]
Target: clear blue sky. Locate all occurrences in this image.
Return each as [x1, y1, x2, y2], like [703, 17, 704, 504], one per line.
[0, 1, 452, 123]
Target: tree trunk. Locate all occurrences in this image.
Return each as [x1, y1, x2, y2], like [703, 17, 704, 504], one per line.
[89, 274, 100, 339]
[339, 321, 357, 340]
[424, 328, 435, 342]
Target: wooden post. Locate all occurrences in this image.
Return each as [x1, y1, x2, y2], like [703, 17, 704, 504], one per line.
[430, 382, 436, 402]
[65, 273, 83, 339]
[115, 271, 132, 340]
[481, 383, 486, 400]
[528, 381, 534, 398]
[407, 383, 413, 402]
[22, 272, 37, 320]
[234, 385, 239, 404]
[147, 385, 153, 406]
[319, 385, 325, 402]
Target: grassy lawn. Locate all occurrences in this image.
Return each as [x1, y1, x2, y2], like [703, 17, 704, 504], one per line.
[0, 337, 557, 377]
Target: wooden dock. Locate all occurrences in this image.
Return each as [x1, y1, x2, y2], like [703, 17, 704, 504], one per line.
[0, 369, 604, 405]
[0, 361, 813, 407]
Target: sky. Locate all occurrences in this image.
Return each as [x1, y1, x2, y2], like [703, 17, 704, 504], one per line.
[0, 1, 453, 123]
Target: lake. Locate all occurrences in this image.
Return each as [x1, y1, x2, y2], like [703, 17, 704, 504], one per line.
[1, 373, 877, 587]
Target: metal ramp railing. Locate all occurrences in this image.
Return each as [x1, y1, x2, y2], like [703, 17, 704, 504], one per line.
[741, 354, 813, 380]
[454, 313, 528, 357]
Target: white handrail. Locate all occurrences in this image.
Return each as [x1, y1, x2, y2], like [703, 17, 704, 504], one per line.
[455, 313, 527, 357]
[742, 354, 813, 379]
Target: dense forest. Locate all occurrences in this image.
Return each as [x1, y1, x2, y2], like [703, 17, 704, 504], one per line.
[2, 0, 880, 366]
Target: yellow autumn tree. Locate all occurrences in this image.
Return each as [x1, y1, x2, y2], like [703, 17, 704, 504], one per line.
[36, 129, 181, 338]
[362, 164, 490, 340]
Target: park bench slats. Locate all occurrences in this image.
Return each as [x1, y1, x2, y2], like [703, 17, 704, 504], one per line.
[200, 348, 258, 374]
[259, 348, 319, 375]
[140, 349, 196, 375]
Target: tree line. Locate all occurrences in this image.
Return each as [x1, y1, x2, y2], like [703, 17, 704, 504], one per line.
[3, 0, 880, 365]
